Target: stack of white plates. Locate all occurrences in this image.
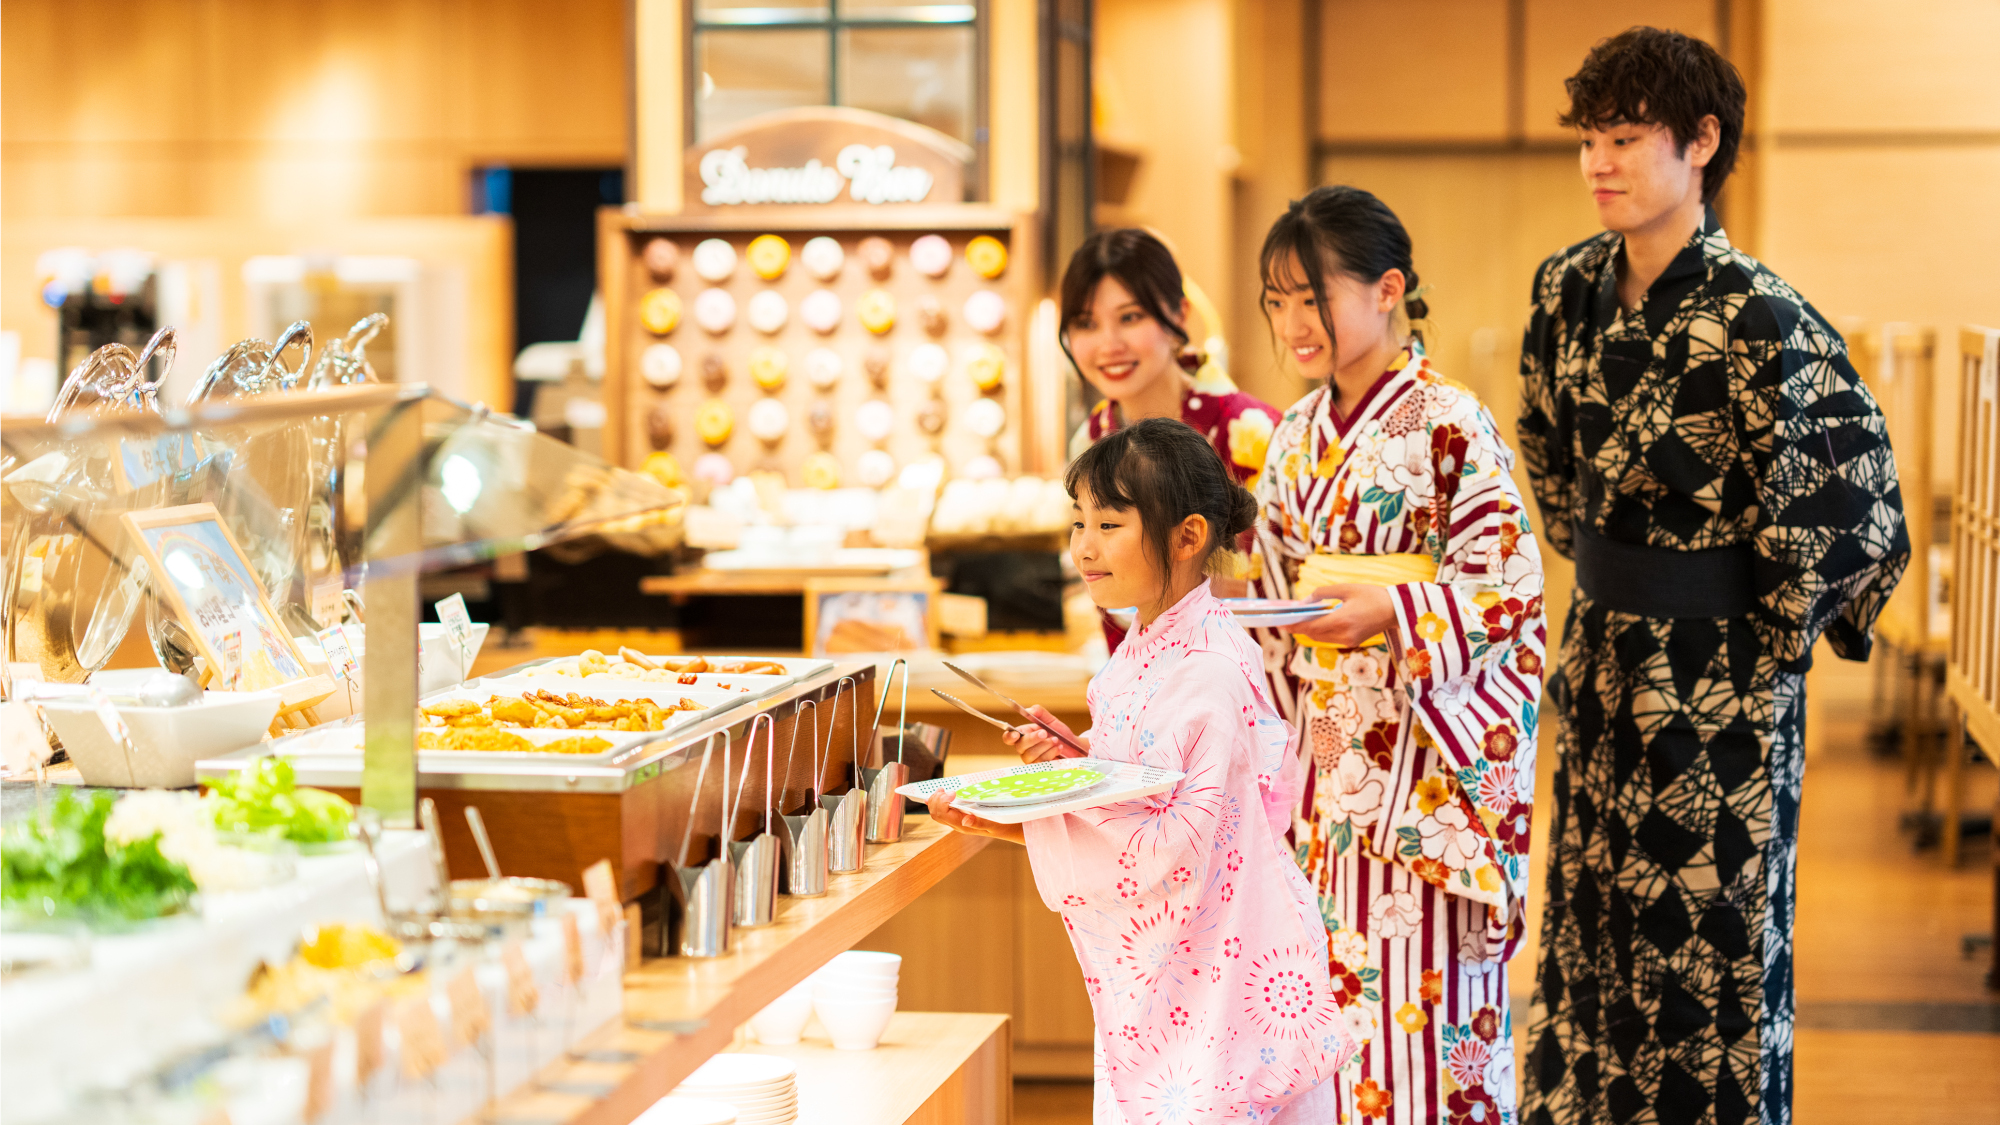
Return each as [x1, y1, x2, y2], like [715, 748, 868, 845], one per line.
[672, 1054, 797, 1125]
[811, 950, 900, 1050]
[634, 1096, 738, 1125]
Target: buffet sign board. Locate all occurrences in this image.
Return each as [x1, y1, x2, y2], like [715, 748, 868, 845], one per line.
[121, 502, 333, 722]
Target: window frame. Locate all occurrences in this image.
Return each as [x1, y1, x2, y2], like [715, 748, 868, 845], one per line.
[685, 0, 989, 199]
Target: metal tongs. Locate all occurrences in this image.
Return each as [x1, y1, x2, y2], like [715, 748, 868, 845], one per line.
[941, 660, 1089, 757]
[859, 658, 910, 843]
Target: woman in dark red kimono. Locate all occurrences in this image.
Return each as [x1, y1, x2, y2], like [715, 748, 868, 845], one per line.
[1059, 229, 1283, 654]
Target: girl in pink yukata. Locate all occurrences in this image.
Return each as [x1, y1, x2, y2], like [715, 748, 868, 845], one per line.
[928, 418, 1360, 1124]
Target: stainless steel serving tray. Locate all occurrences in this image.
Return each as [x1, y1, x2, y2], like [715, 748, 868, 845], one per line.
[193, 657, 857, 795]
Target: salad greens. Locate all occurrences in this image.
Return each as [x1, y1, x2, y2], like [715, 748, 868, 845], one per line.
[206, 757, 354, 845]
[1, 790, 197, 924]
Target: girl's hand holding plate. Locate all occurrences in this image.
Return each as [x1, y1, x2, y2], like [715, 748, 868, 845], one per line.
[1001, 705, 1090, 764]
[1282, 583, 1398, 648]
[924, 790, 1026, 844]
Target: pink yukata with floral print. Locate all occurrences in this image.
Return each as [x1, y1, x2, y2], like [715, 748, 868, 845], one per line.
[1022, 580, 1360, 1124]
[1251, 343, 1546, 1125]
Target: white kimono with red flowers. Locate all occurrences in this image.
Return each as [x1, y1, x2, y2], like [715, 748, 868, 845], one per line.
[1023, 580, 1359, 1123]
[1251, 345, 1546, 1125]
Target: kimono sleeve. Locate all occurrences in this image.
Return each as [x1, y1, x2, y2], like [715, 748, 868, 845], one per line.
[1518, 255, 1580, 560]
[1731, 295, 1910, 669]
[1021, 654, 1262, 914]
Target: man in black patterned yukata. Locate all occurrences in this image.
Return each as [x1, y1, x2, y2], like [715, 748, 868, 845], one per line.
[1516, 27, 1908, 1125]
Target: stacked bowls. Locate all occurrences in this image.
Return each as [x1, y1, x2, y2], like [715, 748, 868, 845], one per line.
[671, 1055, 797, 1125]
[811, 950, 900, 1050]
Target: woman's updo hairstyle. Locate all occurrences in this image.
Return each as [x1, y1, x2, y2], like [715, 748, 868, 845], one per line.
[1258, 184, 1428, 355]
[1057, 228, 1195, 372]
[1065, 417, 1258, 597]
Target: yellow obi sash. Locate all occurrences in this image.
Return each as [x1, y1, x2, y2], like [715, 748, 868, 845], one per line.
[1294, 551, 1438, 650]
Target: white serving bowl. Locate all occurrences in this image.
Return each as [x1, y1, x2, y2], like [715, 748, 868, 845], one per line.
[42, 690, 281, 788]
[748, 982, 815, 1045]
[812, 995, 897, 1050]
[634, 1095, 739, 1125]
[826, 950, 901, 980]
[811, 982, 898, 1003]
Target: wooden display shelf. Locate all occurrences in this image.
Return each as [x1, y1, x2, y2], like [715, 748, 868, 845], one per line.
[725, 1012, 1009, 1125]
[640, 563, 930, 599]
[481, 816, 990, 1125]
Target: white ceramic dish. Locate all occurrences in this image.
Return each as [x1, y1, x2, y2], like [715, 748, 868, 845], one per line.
[827, 950, 902, 976]
[43, 690, 280, 788]
[813, 995, 897, 1050]
[748, 982, 814, 1045]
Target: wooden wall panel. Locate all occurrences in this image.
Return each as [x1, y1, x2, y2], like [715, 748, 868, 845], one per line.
[1522, 0, 1717, 138]
[1765, 0, 2000, 133]
[1316, 0, 1510, 142]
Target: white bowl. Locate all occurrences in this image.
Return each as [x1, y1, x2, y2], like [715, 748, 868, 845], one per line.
[635, 1096, 739, 1125]
[829, 950, 902, 975]
[748, 982, 814, 1045]
[813, 995, 897, 1050]
[43, 690, 281, 788]
[812, 982, 898, 1003]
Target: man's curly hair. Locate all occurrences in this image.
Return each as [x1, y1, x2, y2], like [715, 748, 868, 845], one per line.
[1561, 27, 1746, 204]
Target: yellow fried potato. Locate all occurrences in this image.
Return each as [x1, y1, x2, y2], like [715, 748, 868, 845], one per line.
[538, 736, 612, 755]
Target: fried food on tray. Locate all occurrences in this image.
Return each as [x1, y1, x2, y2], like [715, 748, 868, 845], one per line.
[550, 649, 787, 681]
[539, 735, 613, 755]
[419, 690, 703, 732]
[419, 727, 535, 753]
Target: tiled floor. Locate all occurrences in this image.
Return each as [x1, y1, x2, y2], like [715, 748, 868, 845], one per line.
[1012, 649, 2000, 1123]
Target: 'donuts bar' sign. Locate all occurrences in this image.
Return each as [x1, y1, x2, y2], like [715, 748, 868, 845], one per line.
[682, 107, 973, 213]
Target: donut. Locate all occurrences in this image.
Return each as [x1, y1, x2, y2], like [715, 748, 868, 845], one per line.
[641, 343, 683, 388]
[800, 289, 842, 334]
[857, 288, 897, 335]
[965, 235, 1008, 279]
[804, 347, 843, 390]
[858, 236, 894, 279]
[855, 399, 895, 443]
[693, 451, 735, 487]
[643, 450, 685, 490]
[801, 451, 841, 489]
[963, 342, 1006, 391]
[696, 398, 735, 446]
[906, 343, 948, 385]
[965, 397, 1006, 439]
[640, 287, 682, 335]
[646, 401, 675, 449]
[701, 353, 729, 392]
[747, 290, 788, 334]
[808, 400, 835, 438]
[802, 236, 845, 280]
[963, 289, 1007, 335]
[916, 294, 948, 335]
[910, 234, 952, 278]
[863, 345, 892, 388]
[747, 397, 789, 442]
[749, 346, 789, 391]
[642, 238, 680, 280]
[917, 399, 947, 435]
[693, 238, 736, 282]
[962, 454, 1003, 480]
[746, 234, 790, 280]
[857, 449, 896, 488]
[694, 288, 736, 334]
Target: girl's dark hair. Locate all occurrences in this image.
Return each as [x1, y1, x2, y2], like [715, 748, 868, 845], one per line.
[1057, 228, 1192, 371]
[1559, 27, 1745, 205]
[1065, 418, 1258, 599]
[1258, 185, 1427, 357]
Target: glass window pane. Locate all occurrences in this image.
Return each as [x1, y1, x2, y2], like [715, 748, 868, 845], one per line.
[695, 0, 829, 24]
[696, 29, 830, 140]
[836, 26, 974, 144]
[838, 2, 976, 20]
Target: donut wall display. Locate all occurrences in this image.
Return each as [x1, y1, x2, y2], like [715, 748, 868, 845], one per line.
[607, 218, 1031, 494]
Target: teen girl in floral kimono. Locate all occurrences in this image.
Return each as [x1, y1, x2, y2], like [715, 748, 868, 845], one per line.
[929, 418, 1357, 1123]
[1251, 186, 1548, 1125]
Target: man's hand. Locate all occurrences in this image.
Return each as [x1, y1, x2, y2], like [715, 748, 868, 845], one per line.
[1282, 583, 1399, 648]
[1000, 705, 1090, 763]
[925, 790, 1027, 844]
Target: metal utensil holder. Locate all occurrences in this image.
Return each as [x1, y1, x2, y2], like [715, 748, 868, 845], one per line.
[860, 658, 910, 843]
[777, 698, 830, 897]
[663, 730, 733, 958]
[729, 713, 781, 928]
[822, 676, 868, 874]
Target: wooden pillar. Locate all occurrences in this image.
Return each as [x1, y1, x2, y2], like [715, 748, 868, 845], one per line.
[633, 0, 684, 213]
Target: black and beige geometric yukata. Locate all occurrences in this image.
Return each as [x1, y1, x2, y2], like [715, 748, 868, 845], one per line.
[1515, 208, 1908, 1125]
